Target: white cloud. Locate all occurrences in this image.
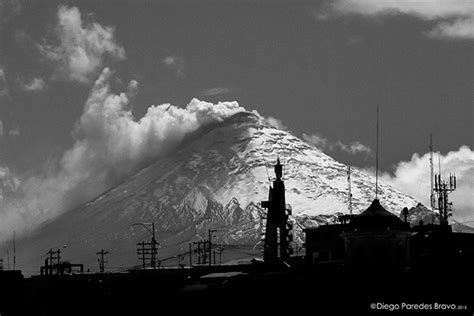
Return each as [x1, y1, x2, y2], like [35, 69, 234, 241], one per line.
[20, 77, 46, 92]
[199, 87, 233, 97]
[302, 132, 329, 149]
[266, 116, 288, 131]
[127, 79, 139, 97]
[336, 140, 373, 155]
[0, 67, 9, 97]
[0, 165, 20, 200]
[426, 17, 474, 39]
[323, 0, 474, 40]
[0, 68, 246, 241]
[39, 5, 125, 83]
[303, 132, 372, 156]
[381, 146, 474, 225]
[8, 126, 20, 136]
[163, 55, 186, 78]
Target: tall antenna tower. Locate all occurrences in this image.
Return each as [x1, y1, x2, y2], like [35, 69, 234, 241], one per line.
[433, 158, 456, 226]
[429, 134, 437, 209]
[375, 106, 380, 200]
[347, 166, 352, 215]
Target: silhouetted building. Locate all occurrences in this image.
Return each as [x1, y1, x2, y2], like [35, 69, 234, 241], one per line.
[305, 199, 413, 272]
[342, 199, 413, 272]
[304, 224, 346, 270]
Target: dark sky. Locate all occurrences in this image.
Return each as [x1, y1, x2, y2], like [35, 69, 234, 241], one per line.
[1, 0, 472, 174]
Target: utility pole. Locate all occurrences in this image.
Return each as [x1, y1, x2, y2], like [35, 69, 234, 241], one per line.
[133, 222, 159, 269]
[137, 242, 146, 268]
[150, 222, 157, 269]
[13, 231, 16, 271]
[189, 243, 193, 267]
[202, 240, 207, 265]
[193, 241, 200, 265]
[96, 250, 109, 273]
[45, 248, 61, 275]
[219, 246, 223, 265]
[208, 229, 217, 267]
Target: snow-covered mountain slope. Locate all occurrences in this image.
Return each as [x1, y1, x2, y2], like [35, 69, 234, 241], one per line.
[12, 111, 420, 273]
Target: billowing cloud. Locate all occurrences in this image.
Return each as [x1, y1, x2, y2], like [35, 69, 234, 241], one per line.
[320, 0, 474, 40]
[163, 55, 186, 78]
[199, 87, 233, 97]
[39, 5, 125, 83]
[302, 132, 329, 149]
[336, 140, 373, 155]
[266, 116, 289, 131]
[381, 146, 474, 225]
[0, 68, 245, 241]
[0, 67, 9, 97]
[427, 17, 474, 39]
[20, 77, 46, 92]
[303, 132, 372, 156]
[0, 165, 20, 200]
[8, 126, 20, 137]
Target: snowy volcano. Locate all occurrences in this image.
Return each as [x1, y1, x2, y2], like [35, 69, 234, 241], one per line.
[11, 111, 420, 273]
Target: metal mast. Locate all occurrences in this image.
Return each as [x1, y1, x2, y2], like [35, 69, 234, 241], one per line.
[375, 106, 379, 200]
[347, 166, 352, 215]
[429, 134, 436, 209]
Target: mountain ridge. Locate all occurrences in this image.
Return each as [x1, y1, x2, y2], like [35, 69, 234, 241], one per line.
[10, 111, 422, 273]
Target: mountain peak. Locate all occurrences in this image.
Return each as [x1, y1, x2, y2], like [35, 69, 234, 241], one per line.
[11, 111, 421, 273]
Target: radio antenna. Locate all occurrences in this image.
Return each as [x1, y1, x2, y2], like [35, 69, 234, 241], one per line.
[429, 134, 436, 209]
[348, 166, 353, 215]
[375, 106, 380, 200]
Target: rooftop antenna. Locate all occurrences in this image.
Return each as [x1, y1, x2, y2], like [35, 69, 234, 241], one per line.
[433, 148, 456, 226]
[347, 166, 353, 215]
[429, 134, 436, 209]
[375, 106, 380, 200]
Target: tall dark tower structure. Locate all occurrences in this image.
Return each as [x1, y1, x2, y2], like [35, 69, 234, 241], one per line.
[261, 158, 292, 264]
[434, 173, 456, 226]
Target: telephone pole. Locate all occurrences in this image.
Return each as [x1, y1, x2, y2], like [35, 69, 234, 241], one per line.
[208, 229, 217, 267]
[133, 222, 159, 269]
[96, 250, 109, 273]
[13, 231, 16, 271]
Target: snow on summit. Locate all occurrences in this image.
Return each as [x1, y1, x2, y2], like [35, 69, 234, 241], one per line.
[10, 109, 419, 273]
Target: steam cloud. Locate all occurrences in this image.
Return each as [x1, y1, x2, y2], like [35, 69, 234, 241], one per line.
[0, 68, 245, 242]
[39, 5, 126, 83]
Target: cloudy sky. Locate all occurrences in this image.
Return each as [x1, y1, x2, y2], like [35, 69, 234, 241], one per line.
[0, 0, 472, 235]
